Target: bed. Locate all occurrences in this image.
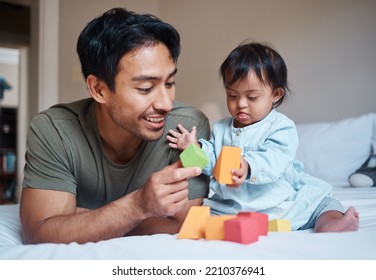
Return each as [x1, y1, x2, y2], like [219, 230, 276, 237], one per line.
[0, 113, 375, 260]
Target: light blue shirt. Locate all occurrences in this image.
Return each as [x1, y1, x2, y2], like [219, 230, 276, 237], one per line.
[200, 110, 332, 230]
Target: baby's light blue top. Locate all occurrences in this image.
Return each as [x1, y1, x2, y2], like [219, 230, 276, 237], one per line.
[199, 110, 332, 230]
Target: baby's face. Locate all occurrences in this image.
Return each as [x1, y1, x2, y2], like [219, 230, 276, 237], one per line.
[225, 71, 283, 127]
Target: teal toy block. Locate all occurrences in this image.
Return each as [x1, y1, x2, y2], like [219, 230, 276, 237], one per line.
[180, 143, 209, 169]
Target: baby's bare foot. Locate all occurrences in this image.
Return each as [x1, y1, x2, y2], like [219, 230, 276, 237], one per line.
[339, 207, 359, 231]
[314, 207, 359, 232]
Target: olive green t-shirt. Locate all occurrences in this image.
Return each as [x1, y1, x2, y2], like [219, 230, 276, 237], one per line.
[23, 98, 210, 209]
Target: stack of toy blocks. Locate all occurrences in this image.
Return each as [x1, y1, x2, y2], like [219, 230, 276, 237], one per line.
[178, 206, 269, 245]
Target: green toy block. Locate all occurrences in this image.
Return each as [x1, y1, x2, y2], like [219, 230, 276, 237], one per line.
[179, 143, 209, 169]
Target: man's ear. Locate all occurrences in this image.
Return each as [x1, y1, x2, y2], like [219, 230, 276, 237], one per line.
[272, 88, 285, 103]
[86, 75, 106, 103]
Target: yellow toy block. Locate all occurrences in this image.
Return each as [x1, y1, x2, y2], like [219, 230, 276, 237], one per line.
[268, 219, 291, 232]
[205, 215, 236, 240]
[213, 146, 241, 184]
[178, 206, 210, 239]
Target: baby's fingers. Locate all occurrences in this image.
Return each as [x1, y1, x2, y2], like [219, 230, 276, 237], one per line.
[231, 168, 243, 177]
[177, 124, 190, 134]
[168, 129, 180, 138]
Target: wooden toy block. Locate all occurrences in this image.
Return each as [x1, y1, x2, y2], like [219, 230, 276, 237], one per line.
[178, 206, 210, 239]
[224, 216, 259, 244]
[205, 215, 236, 240]
[268, 219, 291, 232]
[180, 143, 209, 169]
[212, 146, 241, 184]
[238, 212, 268, 236]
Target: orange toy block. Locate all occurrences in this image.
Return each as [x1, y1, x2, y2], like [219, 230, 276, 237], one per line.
[213, 146, 241, 184]
[268, 219, 291, 232]
[224, 216, 259, 244]
[178, 206, 210, 239]
[205, 215, 236, 240]
[238, 212, 268, 236]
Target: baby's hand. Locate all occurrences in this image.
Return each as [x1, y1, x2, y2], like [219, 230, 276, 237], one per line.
[167, 124, 198, 150]
[227, 157, 249, 188]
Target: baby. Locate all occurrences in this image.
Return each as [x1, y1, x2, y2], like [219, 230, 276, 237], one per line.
[168, 42, 359, 232]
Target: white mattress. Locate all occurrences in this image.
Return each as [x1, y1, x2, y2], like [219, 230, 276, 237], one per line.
[0, 185, 375, 260]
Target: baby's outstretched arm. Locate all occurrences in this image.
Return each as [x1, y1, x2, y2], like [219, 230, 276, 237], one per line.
[167, 124, 199, 150]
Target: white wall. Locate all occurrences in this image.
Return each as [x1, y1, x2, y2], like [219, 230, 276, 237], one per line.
[59, 0, 376, 124]
[160, 0, 376, 124]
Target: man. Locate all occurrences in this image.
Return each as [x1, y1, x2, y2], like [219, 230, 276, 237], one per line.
[20, 8, 210, 244]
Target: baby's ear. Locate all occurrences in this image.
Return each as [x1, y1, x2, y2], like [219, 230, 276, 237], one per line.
[272, 88, 284, 103]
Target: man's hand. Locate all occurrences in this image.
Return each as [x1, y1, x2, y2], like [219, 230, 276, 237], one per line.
[136, 160, 202, 218]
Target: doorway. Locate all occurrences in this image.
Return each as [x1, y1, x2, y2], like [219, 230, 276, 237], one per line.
[0, 1, 30, 203]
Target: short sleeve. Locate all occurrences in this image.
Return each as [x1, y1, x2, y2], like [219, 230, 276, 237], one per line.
[22, 113, 77, 194]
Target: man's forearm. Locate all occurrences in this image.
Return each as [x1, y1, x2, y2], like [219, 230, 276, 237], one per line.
[22, 190, 149, 244]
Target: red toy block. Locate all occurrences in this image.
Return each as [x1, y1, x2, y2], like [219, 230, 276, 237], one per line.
[224, 216, 259, 244]
[237, 212, 268, 236]
[213, 146, 241, 184]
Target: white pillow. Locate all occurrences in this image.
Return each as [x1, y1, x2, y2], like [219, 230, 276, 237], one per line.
[296, 113, 375, 187]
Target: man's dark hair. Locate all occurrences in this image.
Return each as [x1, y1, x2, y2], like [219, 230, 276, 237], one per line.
[77, 7, 181, 91]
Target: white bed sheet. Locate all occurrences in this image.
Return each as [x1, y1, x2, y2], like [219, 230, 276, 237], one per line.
[0, 186, 375, 260]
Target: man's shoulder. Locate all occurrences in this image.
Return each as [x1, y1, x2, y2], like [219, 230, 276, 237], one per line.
[30, 98, 94, 135]
[40, 98, 93, 120]
[169, 101, 208, 123]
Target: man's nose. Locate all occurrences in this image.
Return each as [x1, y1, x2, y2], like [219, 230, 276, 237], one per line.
[154, 87, 174, 112]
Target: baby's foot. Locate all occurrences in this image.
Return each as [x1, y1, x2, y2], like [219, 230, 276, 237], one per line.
[315, 207, 359, 232]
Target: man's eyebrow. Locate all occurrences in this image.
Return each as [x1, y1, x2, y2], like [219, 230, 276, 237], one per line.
[132, 68, 178, 82]
[168, 68, 178, 79]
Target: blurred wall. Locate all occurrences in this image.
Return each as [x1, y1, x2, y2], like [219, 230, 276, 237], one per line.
[0, 48, 19, 107]
[59, 0, 376, 124]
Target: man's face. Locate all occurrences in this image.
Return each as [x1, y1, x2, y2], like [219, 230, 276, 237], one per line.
[104, 43, 177, 141]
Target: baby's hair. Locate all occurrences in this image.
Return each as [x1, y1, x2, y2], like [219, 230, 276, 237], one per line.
[220, 41, 289, 108]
